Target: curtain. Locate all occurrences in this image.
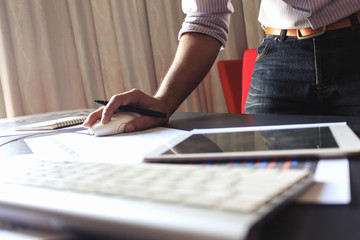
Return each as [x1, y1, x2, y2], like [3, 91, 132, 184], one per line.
[0, 0, 263, 118]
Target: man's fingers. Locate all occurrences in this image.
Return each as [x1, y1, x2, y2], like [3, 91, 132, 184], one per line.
[101, 89, 142, 124]
[83, 108, 103, 128]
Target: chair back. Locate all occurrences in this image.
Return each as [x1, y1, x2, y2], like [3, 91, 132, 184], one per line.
[217, 48, 257, 113]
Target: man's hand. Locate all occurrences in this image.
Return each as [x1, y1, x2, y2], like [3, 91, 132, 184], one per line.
[83, 89, 170, 133]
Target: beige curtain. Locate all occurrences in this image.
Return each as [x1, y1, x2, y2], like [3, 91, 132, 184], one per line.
[0, 0, 263, 118]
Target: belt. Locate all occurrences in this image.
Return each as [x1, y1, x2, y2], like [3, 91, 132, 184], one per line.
[265, 11, 360, 39]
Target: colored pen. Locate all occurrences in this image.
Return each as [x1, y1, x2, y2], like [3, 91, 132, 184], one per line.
[94, 100, 167, 119]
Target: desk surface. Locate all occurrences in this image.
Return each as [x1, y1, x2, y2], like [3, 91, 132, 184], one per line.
[1, 110, 360, 240]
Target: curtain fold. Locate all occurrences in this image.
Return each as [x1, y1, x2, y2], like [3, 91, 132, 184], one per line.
[0, 0, 263, 118]
[242, 0, 264, 49]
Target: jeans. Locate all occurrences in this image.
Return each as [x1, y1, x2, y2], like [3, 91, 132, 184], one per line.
[244, 26, 360, 116]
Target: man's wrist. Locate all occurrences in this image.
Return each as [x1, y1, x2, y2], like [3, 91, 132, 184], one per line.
[154, 93, 178, 117]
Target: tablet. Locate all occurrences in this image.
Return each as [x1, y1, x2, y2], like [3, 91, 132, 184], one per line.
[144, 122, 360, 163]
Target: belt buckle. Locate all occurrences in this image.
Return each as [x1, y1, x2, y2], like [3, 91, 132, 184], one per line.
[296, 26, 327, 39]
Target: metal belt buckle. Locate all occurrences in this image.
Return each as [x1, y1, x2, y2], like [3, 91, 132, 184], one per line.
[297, 26, 327, 39]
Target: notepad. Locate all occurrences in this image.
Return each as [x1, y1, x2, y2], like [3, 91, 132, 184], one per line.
[16, 116, 87, 131]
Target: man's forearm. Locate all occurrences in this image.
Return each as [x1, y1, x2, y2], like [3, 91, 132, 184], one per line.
[155, 33, 222, 114]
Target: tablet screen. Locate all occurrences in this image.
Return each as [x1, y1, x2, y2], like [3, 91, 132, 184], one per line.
[162, 127, 339, 155]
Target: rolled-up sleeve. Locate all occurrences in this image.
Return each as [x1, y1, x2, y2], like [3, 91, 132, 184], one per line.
[179, 0, 234, 47]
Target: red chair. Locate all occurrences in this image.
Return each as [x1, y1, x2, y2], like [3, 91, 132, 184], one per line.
[217, 48, 257, 113]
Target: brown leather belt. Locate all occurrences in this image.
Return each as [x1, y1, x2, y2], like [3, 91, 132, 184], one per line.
[265, 11, 360, 39]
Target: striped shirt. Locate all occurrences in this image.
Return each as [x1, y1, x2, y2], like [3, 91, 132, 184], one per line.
[259, 0, 360, 29]
[179, 0, 360, 46]
[179, 0, 234, 47]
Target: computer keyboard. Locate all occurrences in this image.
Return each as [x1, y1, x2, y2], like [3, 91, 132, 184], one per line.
[5, 161, 312, 213]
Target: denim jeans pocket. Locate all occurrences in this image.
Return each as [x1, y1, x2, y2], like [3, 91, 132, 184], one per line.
[256, 36, 277, 61]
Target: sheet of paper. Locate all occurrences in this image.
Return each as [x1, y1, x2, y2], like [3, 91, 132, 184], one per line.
[296, 159, 350, 204]
[25, 127, 188, 164]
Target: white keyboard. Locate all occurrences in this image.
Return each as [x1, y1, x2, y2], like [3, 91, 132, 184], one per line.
[6, 161, 312, 213]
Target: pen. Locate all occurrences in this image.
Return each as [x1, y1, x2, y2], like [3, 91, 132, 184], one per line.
[94, 100, 167, 119]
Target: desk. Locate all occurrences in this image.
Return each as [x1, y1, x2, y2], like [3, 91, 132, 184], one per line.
[1, 110, 360, 240]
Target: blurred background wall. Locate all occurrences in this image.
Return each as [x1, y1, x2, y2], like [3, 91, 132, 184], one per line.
[0, 0, 263, 118]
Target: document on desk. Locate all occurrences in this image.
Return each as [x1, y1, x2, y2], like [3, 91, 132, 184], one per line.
[25, 127, 188, 164]
[296, 158, 350, 204]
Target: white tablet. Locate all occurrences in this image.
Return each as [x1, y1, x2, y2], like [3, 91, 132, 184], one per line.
[144, 122, 360, 163]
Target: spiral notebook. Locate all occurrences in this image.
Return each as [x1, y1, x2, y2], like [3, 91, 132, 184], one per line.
[15, 116, 87, 131]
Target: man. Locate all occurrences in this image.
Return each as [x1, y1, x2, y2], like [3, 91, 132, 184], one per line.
[84, 0, 360, 132]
